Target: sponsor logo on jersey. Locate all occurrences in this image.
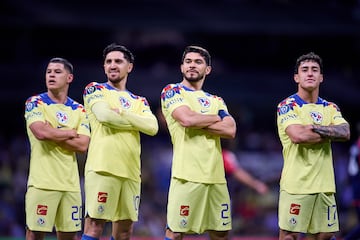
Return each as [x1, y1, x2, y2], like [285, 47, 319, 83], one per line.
[97, 192, 108, 203]
[180, 205, 189, 216]
[290, 203, 301, 215]
[37, 205, 48, 215]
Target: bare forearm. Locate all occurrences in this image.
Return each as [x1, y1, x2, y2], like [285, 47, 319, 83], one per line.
[203, 116, 236, 139]
[57, 135, 90, 153]
[312, 123, 350, 141]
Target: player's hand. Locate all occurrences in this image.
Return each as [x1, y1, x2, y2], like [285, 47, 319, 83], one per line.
[68, 129, 78, 139]
[112, 107, 123, 115]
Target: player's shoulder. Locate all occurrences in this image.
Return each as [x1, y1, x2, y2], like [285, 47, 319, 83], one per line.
[204, 90, 224, 102]
[317, 97, 340, 111]
[277, 94, 297, 108]
[66, 97, 86, 112]
[160, 83, 183, 100]
[25, 93, 42, 104]
[25, 93, 44, 112]
[276, 94, 299, 116]
[126, 90, 150, 106]
[25, 92, 51, 105]
[83, 82, 106, 95]
[161, 83, 181, 92]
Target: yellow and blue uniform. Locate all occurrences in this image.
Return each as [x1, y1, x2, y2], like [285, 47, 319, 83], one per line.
[25, 92, 90, 191]
[24, 92, 90, 231]
[161, 83, 231, 233]
[161, 83, 228, 184]
[83, 82, 157, 221]
[83, 82, 156, 181]
[277, 93, 348, 233]
[277, 94, 348, 194]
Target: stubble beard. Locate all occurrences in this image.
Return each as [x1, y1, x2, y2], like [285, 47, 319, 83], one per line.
[183, 72, 203, 83]
[108, 75, 124, 84]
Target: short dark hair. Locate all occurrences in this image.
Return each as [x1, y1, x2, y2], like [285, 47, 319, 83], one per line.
[49, 57, 73, 74]
[182, 45, 211, 66]
[294, 52, 323, 74]
[103, 43, 135, 63]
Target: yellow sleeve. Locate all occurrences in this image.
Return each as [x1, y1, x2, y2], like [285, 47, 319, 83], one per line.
[122, 110, 159, 136]
[91, 101, 133, 130]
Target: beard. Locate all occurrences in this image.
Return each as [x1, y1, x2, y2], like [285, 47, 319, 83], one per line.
[183, 71, 204, 82]
[108, 73, 125, 84]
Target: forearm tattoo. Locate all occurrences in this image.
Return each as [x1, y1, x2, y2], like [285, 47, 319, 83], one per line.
[312, 123, 350, 141]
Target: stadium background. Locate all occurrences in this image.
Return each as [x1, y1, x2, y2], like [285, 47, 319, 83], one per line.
[1, 0, 360, 239]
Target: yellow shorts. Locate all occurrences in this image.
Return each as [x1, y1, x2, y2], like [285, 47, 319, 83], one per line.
[84, 171, 140, 222]
[25, 186, 82, 232]
[278, 190, 339, 234]
[167, 178, 231, 234]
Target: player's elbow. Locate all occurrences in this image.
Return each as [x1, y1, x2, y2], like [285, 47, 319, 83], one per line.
[223, 129, 236, 139]
[144, 125, 159, 136]
[77, 145, 89, 153]
[289, 135, 302, 144]
[95, 114, 109, 125]
[32, 130, 49, 141]
[178, 119, 193, 128]
[34, 134, 47, 141]
[76, 139, 90, 153]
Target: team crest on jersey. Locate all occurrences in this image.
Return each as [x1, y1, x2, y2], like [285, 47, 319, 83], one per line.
[180, 218, 188, 228]
[289, 217, 297, 226]
[56, 111, 69, 124]
[119, 97, 131, 109]
[310, 111, 323, 124]
[198, 97, 210, 108]
[98, 205, 105, 214]
[37, 217, 46, 226]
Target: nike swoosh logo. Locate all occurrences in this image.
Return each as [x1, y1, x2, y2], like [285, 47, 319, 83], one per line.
[222, 222, 231, 226]
[328, 223, 335, 227]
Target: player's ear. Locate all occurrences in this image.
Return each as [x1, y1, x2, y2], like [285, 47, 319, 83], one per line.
[67, 74, 74, 84]
[127, 63, 133, 73]
[205, 66, 212, 75]
[294, 74, 299, 83]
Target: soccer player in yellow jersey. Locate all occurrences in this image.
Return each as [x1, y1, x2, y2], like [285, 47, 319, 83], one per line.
[276, 52, 350, 240]
[24, 57, 90, 240]
[161, 46, 236, 240]
[81, 43, 158, 240]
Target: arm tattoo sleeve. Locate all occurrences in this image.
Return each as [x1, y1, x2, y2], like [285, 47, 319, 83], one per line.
[312, 123, 350, 141]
